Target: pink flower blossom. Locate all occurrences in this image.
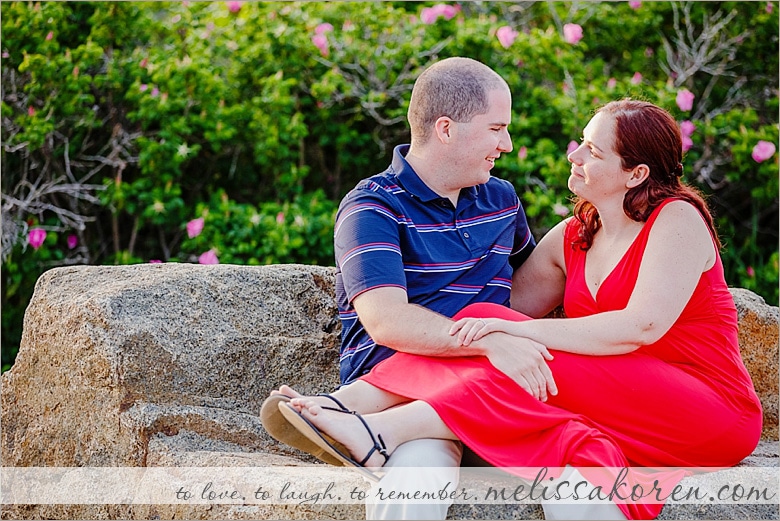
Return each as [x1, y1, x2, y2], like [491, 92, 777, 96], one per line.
[680, 120, 696, 137]
[629, 1, 642, 9]
[139, 58, 148, 69]
[644, 47, 654, 58]
[420, 4, 458, 24]
[553, 203, 570, 217]
[151, 87, 160, 98]
[28, 228, 46, 250]
[746, 266, 756, 277]
[630, 72, 642, 85]
[496, 26, 518, 48]
[767, 2, 773, 14]
[226, 1, 243, 13]
[198, 249, 219, 265]
[2, 51, 10, 58]
[676, 89, 695, 112]
[149, 259, 163, 264]
[66, 234, 78, 249]
[28, 106, 35, 116]
[276, 212, 285, 224]
[312, 34, 329, 57]
[607, 77, 617, 89]
[315, 23, 334, 35]
[567, 140, 579, 155]
[681, 135, 694, 153]
[563, 23, 583, 44]
[45, 31, 53, 41]
[139, 84, 148, 92]
[518, 146, 528, 161]
[186, 217, 205, 238]
[751, 140, 777, 163]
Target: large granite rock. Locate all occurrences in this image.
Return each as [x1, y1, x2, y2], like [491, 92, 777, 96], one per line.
[2, 263, 341, 467]
[1, 264, 778, 520]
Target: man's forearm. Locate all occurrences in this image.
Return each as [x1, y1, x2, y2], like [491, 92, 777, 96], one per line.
[368, 302, 488, 357]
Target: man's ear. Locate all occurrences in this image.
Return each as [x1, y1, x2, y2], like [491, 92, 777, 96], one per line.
[626, 164, 650, 188]
[434, 116, 454, 143]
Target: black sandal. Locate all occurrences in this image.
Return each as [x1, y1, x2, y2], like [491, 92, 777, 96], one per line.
[278, 401, 389, 482]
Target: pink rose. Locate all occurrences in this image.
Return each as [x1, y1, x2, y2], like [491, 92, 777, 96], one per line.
[315, 23, 333, 35]
[563, 23, 583, 44]
[496, 26, 518, 49]
[751, 140, 776, 163]
[420, 4, 457, 24]
[198, 250, 219, 265]
[679, 120, 696, 137]
[681, 135, 693, 153]
[312, 34, 329, 56]
[28, 228, 46, 250]
[517, 146, 528, 161]
[553, 203, 570, 217]
[186, 217, 205, 239]
[676, 89, 695, 112]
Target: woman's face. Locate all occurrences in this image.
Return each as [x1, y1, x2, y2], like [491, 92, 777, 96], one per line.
[567, 112, 632, 202]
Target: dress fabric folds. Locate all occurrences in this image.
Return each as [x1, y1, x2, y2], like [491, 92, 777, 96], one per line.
[361, 199, 762, 520]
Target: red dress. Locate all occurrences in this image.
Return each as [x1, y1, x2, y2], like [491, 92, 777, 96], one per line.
[361, 199, 762, 520]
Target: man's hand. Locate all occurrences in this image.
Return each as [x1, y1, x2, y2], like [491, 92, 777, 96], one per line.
[478, 332, 557, 401]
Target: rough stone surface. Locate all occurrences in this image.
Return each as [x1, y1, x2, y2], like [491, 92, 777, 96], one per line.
[2, 263, 341, 468]
[731, 288, 780, 441]
[1, 264, 778, 520]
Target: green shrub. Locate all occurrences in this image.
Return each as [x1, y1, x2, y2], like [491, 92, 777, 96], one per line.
[2, 1, 777, 370]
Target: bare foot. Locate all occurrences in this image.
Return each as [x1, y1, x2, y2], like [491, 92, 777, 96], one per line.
[271, 385, 351, 413]
[270, 384, 304, 398]
[294, 399, 393, 469]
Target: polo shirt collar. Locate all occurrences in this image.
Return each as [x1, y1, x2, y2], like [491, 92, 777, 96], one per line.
[392, 144, 480, 203]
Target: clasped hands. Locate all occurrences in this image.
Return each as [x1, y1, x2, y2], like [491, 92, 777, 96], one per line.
[450, 317, 558, 402]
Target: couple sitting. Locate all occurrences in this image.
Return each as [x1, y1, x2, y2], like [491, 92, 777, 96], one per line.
[261, 57, 762, 521]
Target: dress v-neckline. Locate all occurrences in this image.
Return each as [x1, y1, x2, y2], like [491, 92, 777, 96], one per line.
[583, 224, 647, 302]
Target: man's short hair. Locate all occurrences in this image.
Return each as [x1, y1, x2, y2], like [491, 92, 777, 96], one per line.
[408, 57, 508, 145]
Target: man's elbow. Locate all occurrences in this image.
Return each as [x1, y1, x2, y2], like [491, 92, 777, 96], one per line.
[359, 314, 396, 347]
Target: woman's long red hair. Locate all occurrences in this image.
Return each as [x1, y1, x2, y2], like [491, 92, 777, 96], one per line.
[571, 99, 720, 250]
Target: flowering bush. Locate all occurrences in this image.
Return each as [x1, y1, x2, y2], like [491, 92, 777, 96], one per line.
[1, 1, 777, 370]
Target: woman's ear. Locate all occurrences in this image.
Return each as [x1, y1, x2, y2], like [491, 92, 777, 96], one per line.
[626, 164, 650, 188]
[434, 116, 453, 143]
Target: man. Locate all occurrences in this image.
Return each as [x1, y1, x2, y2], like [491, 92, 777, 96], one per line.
[331, 56, 542, 520]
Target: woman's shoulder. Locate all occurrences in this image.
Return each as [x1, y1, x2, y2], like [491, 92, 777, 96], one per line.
[648, 199, 717, 266]
[652, 198, 708, 226]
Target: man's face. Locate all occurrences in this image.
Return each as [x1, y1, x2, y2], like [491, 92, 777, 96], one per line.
[449, 88, 513, 187]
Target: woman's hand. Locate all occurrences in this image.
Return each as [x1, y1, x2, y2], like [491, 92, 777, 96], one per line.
[450, 317, 510, 346]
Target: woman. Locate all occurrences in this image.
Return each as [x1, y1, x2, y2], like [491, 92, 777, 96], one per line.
[264, 100, 762, 520]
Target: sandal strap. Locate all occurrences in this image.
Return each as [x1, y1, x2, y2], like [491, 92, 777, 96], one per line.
[316, 393, 350, 412]
[347, 410, 390, 466]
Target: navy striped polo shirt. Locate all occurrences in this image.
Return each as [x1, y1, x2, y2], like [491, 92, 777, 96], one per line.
[335, 144, 535, 385]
